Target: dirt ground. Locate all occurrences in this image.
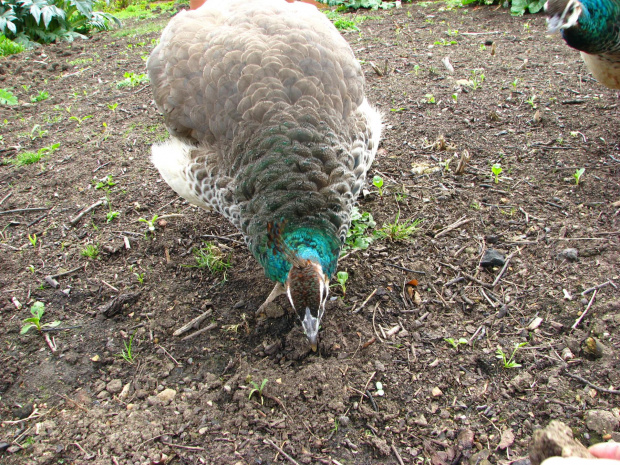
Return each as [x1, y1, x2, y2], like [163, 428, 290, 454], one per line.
[1, 2, 619, 464]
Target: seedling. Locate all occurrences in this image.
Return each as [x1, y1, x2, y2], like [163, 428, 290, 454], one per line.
[425, 93, 436, 104]
[491, 163, 502, 184]
[496, 342, 527, 369]
[333, 271, 349, 296]
[134, 272, 145, 284]
[375, 211, 422, 242]
[248, 378, 268, 404]
[69, 115, 93, 126]
[11, 143, 60, 166]
[30, 124, 48, 140]
[444, 337, 468, 349]
[95, 175, 117, 190]
[139, 214, 159, 235]
[20, 302, 60, 334]
[573, 168, 585, 186]
[375, 381, 384, 396]
[28, 233, 37, 247]
[451, 93, 458, 103]
[81, 244, 99, 259]
[106, 211, 119, 223]
[0, 88, 18, 105]
[470, 69, 485, 90]
[26, 265, 35, 273]
[30, 90, 49, 103]
[511, 78, 519, 89]
[372, 175, 384, 196]
[189, 243, 232, 275]
[413, 64, 420, 75]
[116, 72, 150, 88]
[525, 95, 537, 108]
[342, 207, 375, 253]
[108, 103, 118, 112]
[117, 330, 137, 364]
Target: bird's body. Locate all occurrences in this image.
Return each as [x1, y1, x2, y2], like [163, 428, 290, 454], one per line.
[545, 0, 620, 89]
[147, 0, 381, 347]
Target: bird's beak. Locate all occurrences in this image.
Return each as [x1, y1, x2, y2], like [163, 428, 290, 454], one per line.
[547, 15, 563, 33]
[302, 307, 320, 352]
[308, 334, 318, 352]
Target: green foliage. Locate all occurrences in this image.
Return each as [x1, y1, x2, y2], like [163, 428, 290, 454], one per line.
[445, 337, 468, 349]
[321, 0, 398, 9]
[0, 34, 23, 55]
[10, 142, 60, 166]
[21, 301, 60, 334]
[117, 330, 137, 364]
[372, 175, 383, 196]
[491, 163, 502, 184]
[190, 243, 232, 275]
[81, 243, 99, 259]
[343, 207, 376, 253]
[496, 342, 527, 368]
[375, 212, 422, 241]
[0, 0, 121, 47]
[28, 233, 37, 247]
[138, 214, 158, 236]
[459, 0, 545, 15]
[333, 271, 349, 296]
[94, 174, 116, 189]
[0, 88, 18, 105]
[30, 90, 49, 103]
[573, 168, 585, 186]
[116, 72, 149, 88]
[248, 378, 268, 403]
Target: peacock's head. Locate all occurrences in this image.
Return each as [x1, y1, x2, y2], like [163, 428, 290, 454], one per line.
[545, 0, 582, 33]
[285, 260, 329, 352]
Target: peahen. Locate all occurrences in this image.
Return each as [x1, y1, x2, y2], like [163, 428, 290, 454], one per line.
[545, 0, 620, 89]
[147, 0, 382, 350]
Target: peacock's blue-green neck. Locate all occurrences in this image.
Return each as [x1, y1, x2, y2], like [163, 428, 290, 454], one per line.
[563, 0, 620, 54]
[257, 227, 341, 284]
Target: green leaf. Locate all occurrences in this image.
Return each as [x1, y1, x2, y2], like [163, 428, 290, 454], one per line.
[43, 320, 61, 328]
[20, 323, 36, 334]
[31, 301, 45, 318]
[0, 88, 17, 105]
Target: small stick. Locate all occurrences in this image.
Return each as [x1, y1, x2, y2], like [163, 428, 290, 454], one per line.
[572, 289, 597, 330]
[392, 444, 405, 465]
[562, 371, 620, 395]
[352, 288, 377, 314]
[156, 344, 180, 366]
[69, 200, 105, 226]
[0, 207, 48, 216]
[491, 249, 521, 288]
[480, 288, 498, 308]
[385, 263, 426, 274]
[360, 371, 376, 407]
[27, 212, 49, 228]
[92, 162, 111, 173]
[463, 272, 493, 289]
[160, 441, 205, 451]
[201, 234, 244, 245]
[0, 243, 21, 251]
[264, 439, 300, 465]
[73, 442, 95, 459]
[48, 265, 84, 279]
[181, 322, 217, 341]
[444, 276, 465, 287]
[0, 192, 12, 206]
[101, 280, 119, 292]
[173, 309, 213, 336]
[365, 389, 378, 411]
[44, 333, 57, 353]
[122, 236, 131, 250]
[372, 304, 383, 343]
[582, 280, 615, 296]
[434, 216, 472, 238]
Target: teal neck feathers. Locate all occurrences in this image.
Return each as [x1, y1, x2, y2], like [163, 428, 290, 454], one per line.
[562, 0, 620, 54]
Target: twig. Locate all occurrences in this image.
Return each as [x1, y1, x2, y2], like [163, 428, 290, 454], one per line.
[181, 322, 217, 341]
[101, 280, 119, 292]
[392, 444, 405, 465]
[41, 325, 82, 332]
[0, 192, 12, 206]
[480, 288, 498, 308]
[352, 288, 377, 314]
[264, 439, 300, 465]
[434, 216, 472, 238]
[571, 289, 597, 330]
[360, 371, 376, 407]
[491, 249, 521, 288]
[365, 389, 378, 411]
[582, 280, 615, 296]
[48, 265, 84, 280]
[160, 441, 205, 451]
[371, 304, 383, 343]
[562, 370, 620, 395]
[1, 408, 42, 425]
[69, 199, 105, 226]
[44, 333, 57, 353]
[385, 263, 426, 274]
[173, 309, 213, 336]
[201, 234, 244, 245]
[156, 344, 180, 366]
[0, 207, 48, 216]
[73, 441, 95, 459]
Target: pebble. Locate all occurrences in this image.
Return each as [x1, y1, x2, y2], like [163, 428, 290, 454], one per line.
[432, 387, 443, 397]
[480, 249, 505, 268]
[97, 390, 111, 399]
[374, 360, 386, 372]
[561, 347, 574, 360]
[558, 248, 578, 261]
[585, 409, 618, 434]
[510, 372, 533, 392]
[156, 388, 177, 404]
[106, 379, 123, 394]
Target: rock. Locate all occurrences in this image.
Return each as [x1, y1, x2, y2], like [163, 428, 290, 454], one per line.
[480, 249, 505, 268]
[432, 387, 443, 397]
[458, 429, 475, 449]
[374, 360, 386, 372]
[156, 388, 177, 404]
[529, 420, 594, 465]
[97, 390, 111, 399]
[7, 445, 21, 454]
[584, 409, 618, 435]
[560, 347, 574, 360]
[368, 436, 390, 456]
[13, 403, 34, 420]
[0, 442, 10, 451]
[558, 248, 578, 262]
[106, 379, 123, 394]
[582, 337, 607, 359]
[119, 382, 131, 400]
[510, 372, 533, 392]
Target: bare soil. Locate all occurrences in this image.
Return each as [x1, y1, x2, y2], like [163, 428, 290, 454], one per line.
[1, 3, 619, 465]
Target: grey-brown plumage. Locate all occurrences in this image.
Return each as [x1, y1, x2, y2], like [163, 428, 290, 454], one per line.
[147, 0, 381, 348]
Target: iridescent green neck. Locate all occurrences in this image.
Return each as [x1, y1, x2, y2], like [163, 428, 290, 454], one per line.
[563, 0, 620, 54]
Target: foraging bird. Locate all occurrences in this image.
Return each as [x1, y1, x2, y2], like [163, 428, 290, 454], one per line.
[147, 0, 382, 350]
[545, 0, 620, 89]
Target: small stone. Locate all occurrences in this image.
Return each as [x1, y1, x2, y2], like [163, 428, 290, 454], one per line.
[558, 248, 578, 262]
[135, 389, 148, 399]
[146, 395, 160, 406]
[510, 372, 533, 392]
[97, 390, 111, 399]
[119, 382, 131, 400]
[7, 445, 21, 454]
[414, 414, 428, 426]
[584, 409, 618, 435]
[457, 429, 475, 449]
[480, 249, 505, 268]
[432, 387, 443, 397]
[0, 442, 10, 451]
[561, 347, 574, 360]
[91, 354, 100, 362]
[582, 337, 606, 359]
[156, 388, 177, 404]
[374, 360, 386, 372]
[106, 379, 123, 394]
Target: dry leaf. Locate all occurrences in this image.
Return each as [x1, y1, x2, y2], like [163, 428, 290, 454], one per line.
[497, 428, 515, 450]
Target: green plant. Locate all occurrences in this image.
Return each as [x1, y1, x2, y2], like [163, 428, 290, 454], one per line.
[434, 38, 457, 46]
[470, 69, 485, 90]
[69, 115, 93, 126]
[496, 342, 527, 368]
[30, 90, 49, 103]
[375, 212, 422, 242]
[117, 330, 137, 364]
[525, 95, 537, 108]
[20, 301, 60, 334]
[94, 175, 116, 189]
[372, 175, 383, 196]
[375, 381, 384, 396]
[81, 244, 99, 259]
[189, 243, 232, 275]
[573, 168, 585, 186]
[511, 78, 519, 89]
[425, 93, 436, 104]
[342, 207, 376, 253]
[333, 271, 349, 296]
[0, 88, 18, 105]
[491, 163, 502, 184]
[9, 143, 60, 166]
[28, 233, 37, 247]
[106, 211, 119, 223]
[139, 214, 158, 236]
[445, 337, 468, 349]
[30, 124, 48, 140]
[107, 102, 118, 111]
[460, 0, 544, 16]
[0, 0, 120, 47]
[116, 72, 150, 88]
[0, 34, 24, 56]
[321, 0, 397, 9]
[413, 64, 420, 75]
[451, 93, 458, 103]
[134, 272, 145, 284]
[248, 378, 268, 403]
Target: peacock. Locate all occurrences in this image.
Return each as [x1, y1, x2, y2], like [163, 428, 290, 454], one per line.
[545, 0, 620, 89]
[147, 0, 382, 351]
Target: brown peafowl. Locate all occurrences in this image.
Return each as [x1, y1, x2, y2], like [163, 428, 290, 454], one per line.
[147, 0, 382, 351]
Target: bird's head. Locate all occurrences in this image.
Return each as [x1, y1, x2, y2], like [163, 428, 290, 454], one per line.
[545, 0, 582, 33]
[285, 260, 329, 352]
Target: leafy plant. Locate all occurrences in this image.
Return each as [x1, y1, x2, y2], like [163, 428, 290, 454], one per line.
[0, 0, 121, 47]
[116, 72, 150, 88]
[139, 214, 158, 236]
[81, 244, 99, 259]
[20, 301, 60, 334]
[107, 102, 118, 111]
[491, 163, 502, 184]
[375, 212, 422, 241]
[342, 207, 376, 253]
[0, 88, 18, 105]
[460, 0, 544, 15]
[117, 330, 137, 364]
[496, 342, 527, 368]
[333, 271, 349, 296]
[0, 34, 23, 56]
[10, 142, 60, 166]
[133, 272, 145, 284]
[573, 168, 585, 186]
[372, 175, 383, 196]
[30, 124, 48, 140]
[69, 115, 93, 126]
[30, 90, 49, 103]
[28, 233, 37, 247]
[189, 243, 232, 275]
[94, 174, 116, 189]
[445, 337, 468, 349]
[470, 69, 485, 90]
[106, 211, 119, 223]
[248, 378, 268, 404]
[375, 381, 384, 396]
[425, 93, 436, 104]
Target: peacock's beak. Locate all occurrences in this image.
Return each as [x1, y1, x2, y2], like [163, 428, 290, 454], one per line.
[301, 307, 320, 352]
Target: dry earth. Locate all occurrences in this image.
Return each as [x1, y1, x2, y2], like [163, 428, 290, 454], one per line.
[0, 2, 619, 465]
